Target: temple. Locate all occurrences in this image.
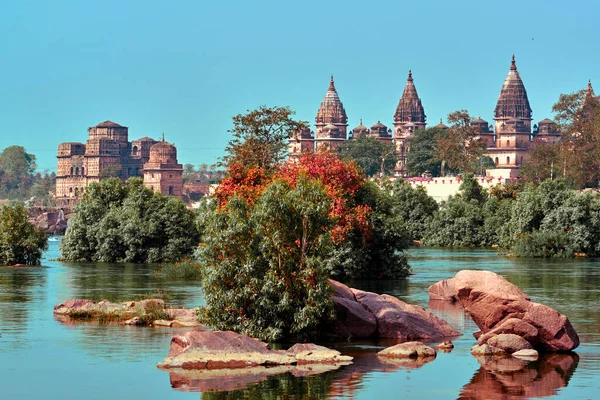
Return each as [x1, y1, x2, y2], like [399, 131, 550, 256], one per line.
[56, 121, 183, 203]
[290, 55, 574, 178]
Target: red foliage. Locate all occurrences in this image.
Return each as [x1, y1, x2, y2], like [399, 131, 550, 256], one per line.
[216, 151, 372, 242]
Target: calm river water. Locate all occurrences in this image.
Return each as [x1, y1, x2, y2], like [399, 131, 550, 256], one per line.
[0, 239, 598, 399]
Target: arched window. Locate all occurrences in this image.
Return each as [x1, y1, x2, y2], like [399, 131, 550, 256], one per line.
[506, 140, 510, 147]
[495, 157, 499, 165]
[507, 156, 510, 165]
[168, 186, 174, 195]
[69, 187, 73, 194]
[132, 146, 139, 156]
[70, 167, 74, 175]
[74, 188, 79, 197]
[81, 167, 85, 175]
[75, 167, 79, 175]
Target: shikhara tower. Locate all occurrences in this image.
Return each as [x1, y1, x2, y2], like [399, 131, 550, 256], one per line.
[393, 70, 426, 174]
[314, 75, 348, 150]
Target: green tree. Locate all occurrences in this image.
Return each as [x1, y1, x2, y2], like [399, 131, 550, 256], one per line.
[435, 111, 487, 175]
[338, 135, 397, 177]
[0, 146, 37, 197]
[388, 179, 438, 241]
[0, 205, 48, 265]
[222, 105, 308, 174]
[60, 177, 199, 263]
[406, 127, 444, 176]
[198, 177, 335, 341]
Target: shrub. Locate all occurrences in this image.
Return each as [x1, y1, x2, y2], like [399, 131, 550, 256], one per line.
[0, 204, 48, 265]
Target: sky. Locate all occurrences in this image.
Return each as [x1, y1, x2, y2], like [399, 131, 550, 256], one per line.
[0, 0, 597, 172]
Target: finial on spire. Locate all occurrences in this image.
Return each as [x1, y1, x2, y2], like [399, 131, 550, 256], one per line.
[162, 132, 165, 142]
[329, 74, 335, 90]
[510, 53, 517, 71]
[360, 118, 363, 125]
[440, 118, 443, 124]
[407, 69, 413, 81]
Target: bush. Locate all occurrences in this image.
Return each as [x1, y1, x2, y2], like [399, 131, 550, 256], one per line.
[155, 258, 203, 279]
[388, 179, 438, 241]
[60, 177, 200, 263]
[0, 204, 48, 265]
[198, 178, 335, 341]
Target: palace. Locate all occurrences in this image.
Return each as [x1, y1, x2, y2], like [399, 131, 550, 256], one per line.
[56, 121, 183, 202]
[290, 55, 571, 177]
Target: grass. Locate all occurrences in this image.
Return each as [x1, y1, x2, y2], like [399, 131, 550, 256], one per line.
[66, 299, 172, 326]
[154, 258, 203, 280]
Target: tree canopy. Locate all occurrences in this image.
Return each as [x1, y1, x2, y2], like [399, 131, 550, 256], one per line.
[0, 204, 48, 265]
[338, 135, 396, 177]
[60, 177, 199, 263]
[222, 105, 308, 174]
[405, 127, 444, 176]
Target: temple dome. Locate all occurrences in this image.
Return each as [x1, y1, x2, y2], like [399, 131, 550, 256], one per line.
[394, 70, 426, 124]
[149, 141, 177, 164]
[352, 119, 369, 137]
[435, 118, 449, 130]
[494, 54, 532, 121]
[315, 75, 348, 125]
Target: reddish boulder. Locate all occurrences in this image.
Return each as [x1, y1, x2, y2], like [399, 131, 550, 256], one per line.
[353, 289, 460, 340]
[486, 334, 533, 354]
[377, 341, 436, 359]
[331, 296, 377, 339]
[428, 270, 579, 352]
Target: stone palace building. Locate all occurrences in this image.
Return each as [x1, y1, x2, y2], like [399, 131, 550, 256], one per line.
[290, 55, 571, 177]
[56, 121, 183, 202]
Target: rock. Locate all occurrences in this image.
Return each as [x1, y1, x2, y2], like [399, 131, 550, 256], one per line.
[486, 334, 533, 354]
[428, 270, 529, 302]
[53, 299, 98, 315]
[171, 320, 201, 328]
[512, 349, 539, 360]
[435, 341, 454, 351]
[428, 270, 579, 352]
[168, 308, 198, 323]
[352, 289, 460, 340]
[329, 279, 356, 301]
[470, 344, 506, 356]
[478, 318, 539, 346]
[158, 331, 352, 370]
[377, 341, 436, 359]
[153, 320, 173, 327]
[473, 330, 482, 340]
[331, 296, 377, 339]
[123, 317, 142, 325]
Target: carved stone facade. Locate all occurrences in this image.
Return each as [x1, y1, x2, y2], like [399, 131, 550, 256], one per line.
[56, 121, 183, 201]
[291, 55, 569, 178]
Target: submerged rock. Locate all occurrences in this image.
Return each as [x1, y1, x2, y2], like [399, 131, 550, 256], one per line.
[330, 280, 459, 340]
[428, 270, 579, 352]
[377, 341, 436, 359]
[157, 331, 352, 370]
[53, 298, 200, 327]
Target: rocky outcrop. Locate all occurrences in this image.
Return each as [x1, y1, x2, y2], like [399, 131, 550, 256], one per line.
[28, 208, 70, 235]
[157, 331, 352, 370]
[53, 298, 200, 327]
[428, 270, 579, 352]
[330, 280, 459, 340]
[377, 341, 436, 359]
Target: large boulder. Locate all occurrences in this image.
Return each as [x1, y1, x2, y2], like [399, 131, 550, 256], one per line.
[428, 270, 579, 352]
[486, 334, 533, 354]
[352, 289, 460, 340]
[377, 341, 436, 359]
[331, 296, 378, 339]
[158, 331, 352, 370]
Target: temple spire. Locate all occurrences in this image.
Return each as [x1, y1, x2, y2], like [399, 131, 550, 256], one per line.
[494, 54, 532, 121]
[329, 74, 335, 90]
[511, 53, 517, 70]
[393, 69, 426, 126]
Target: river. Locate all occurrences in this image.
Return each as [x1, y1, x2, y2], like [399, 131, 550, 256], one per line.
[0, 239, 598, 399]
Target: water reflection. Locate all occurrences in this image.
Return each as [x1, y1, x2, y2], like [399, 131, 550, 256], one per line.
[458, 353, 579, 400]
[0, 267, 46, 336]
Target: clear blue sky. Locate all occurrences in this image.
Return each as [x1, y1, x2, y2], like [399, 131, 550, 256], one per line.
[0, 0, 597, 172]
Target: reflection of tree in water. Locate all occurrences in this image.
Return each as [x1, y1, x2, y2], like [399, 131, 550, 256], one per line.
[62, 261, 202, 307]
[458, 353, 579, 400]
[200, 371, 334, 400]
[0, 268, 46, 331]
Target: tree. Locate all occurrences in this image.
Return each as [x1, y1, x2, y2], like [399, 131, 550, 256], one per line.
[435, 111, 487, 175]
[520, 143, 561, 185]
[0, 146, 37, 197]
[222, 106, 308, 174]
[198, 178, 335, 341]
[406, 127, 444, 176]
[549, 88, 600, 188]
[0, 205, 48, 265]
[338, 135, 396, 177]
[60, 177, 199, 263]
[388, 179, 438, 241]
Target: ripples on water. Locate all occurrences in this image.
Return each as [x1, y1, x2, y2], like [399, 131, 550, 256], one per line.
[0, 241, 598, 399]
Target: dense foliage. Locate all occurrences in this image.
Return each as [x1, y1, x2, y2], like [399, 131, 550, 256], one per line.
[0, 146, 56, 204]
[338, 135, 396, 177]
[60, 178, 199, 263]
[0, 204, 48, 265]
[387, 179, 438, 241]
[198, 178, 335, 341]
